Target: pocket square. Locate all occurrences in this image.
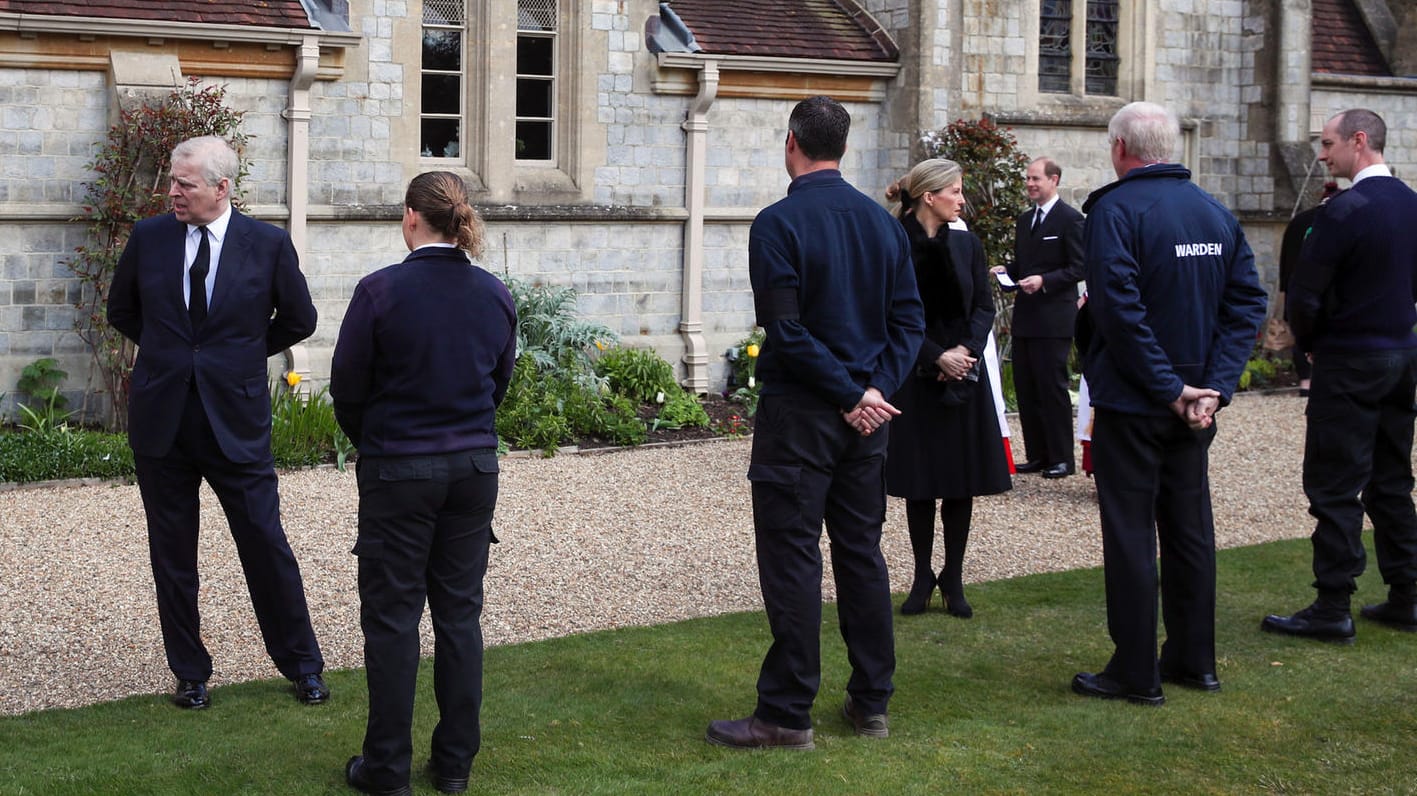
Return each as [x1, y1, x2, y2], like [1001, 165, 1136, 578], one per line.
[1043, 235, 1059, 241]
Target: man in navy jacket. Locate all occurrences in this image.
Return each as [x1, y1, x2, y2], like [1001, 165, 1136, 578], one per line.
[1073, 102, 1266, 706]
[706, 96, 923, 749]
[1264, 109, 1417, 641]
[108, 135, 326, 710]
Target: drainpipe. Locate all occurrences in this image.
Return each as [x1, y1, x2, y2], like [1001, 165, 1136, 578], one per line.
[678, 59, 718, 393]
[282, 34, 320, 393]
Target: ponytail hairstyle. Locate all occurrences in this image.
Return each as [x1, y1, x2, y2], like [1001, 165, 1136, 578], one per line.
[405, 171, 485, 257]
[890, 158, 963, 220]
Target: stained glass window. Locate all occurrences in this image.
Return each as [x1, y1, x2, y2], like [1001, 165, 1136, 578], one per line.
[1039, 0, 1072, 93]
[1085, 0, 1119, 95]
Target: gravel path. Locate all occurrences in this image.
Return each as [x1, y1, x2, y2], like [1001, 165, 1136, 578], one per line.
[0, 393, 1316, 716]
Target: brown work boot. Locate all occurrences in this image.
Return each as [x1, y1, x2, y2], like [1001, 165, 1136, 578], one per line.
[705, 715, 814, 750]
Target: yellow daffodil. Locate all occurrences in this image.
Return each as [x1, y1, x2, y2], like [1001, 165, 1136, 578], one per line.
[594, 339, 606, 351]
[746, 344, 760, 358]
[285, 370, 302, 388]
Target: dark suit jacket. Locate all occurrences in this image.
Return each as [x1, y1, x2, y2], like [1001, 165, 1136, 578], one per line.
[1009, 199, 1085, 338]
[108, 209, 317, 463]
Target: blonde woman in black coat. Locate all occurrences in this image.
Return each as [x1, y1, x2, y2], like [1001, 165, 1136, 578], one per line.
[886, 158, 1012, 617]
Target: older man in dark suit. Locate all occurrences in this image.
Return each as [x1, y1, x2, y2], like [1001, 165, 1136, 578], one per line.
[108, 135, 327, 710]
[1264, 108, 1417, 642]
[1004, 157, 1085, 478]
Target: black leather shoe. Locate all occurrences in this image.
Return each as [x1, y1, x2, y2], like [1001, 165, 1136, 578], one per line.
[172, 679, 209, 710]
[842, 694, 889, 738]
[1359, 600, 1417, 632]
[427, 761, 470, 794]
[1160, 670, 1222, 692]
[1015, 460, 1046, 474]
[1041, 462, 1074, 479]
[706, 716, 814, 750]
[293, 673, 329, 705]
[1261, 604, 1356, 644]
[345, 756, 412, 796]
[1071, 672, 1164, 706]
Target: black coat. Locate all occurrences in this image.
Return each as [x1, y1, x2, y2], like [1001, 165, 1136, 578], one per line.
[1009, 200, 1085, 338]
[885, 216, 1012, 500]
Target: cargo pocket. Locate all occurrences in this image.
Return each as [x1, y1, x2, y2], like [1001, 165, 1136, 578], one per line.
[747, 463, 803, 532]
[350, 536, 384, 560]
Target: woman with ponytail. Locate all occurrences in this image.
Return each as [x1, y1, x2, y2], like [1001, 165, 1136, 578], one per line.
[332, 171, 517, 795]
[885, 159, 1012, 618]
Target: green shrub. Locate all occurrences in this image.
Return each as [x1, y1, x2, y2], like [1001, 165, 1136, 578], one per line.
[653, 390, 711, 431]
[1238, 357, 1278, 391]
[0, 427, 134, 484]
[496, 355, 646, 456]
[502, 275, 616, 383]
[595, 346, 678, 404]
[270, 385, 350, 470]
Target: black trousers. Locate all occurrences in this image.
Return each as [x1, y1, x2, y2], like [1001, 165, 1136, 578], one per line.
[134, 388, 323, 683]
[1092, 408, 1217, 690]
[1304, 349, 1417, 593]
[748, 396, 894, 730]
[1013, 336, 1075, 467]
[354, 450, 498, 789]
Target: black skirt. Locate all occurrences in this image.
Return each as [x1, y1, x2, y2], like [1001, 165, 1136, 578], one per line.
[884, 364, 1013, 500]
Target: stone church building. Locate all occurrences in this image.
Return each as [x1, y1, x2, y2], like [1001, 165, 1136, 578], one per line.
[0, 0, 1414, 419]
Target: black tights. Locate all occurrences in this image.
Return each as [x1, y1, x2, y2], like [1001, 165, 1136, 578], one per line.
[905, 497, 972, 597]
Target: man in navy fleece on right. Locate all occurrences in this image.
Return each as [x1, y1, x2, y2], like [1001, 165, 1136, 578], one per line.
[1264, 109, 1417, 642]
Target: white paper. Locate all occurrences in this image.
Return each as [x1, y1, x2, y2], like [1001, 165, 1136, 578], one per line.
[994, 271, 1017, 289]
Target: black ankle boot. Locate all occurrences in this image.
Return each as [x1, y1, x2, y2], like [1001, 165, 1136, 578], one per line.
[939, 498, 973, 618]
[900, 500, 938, 615]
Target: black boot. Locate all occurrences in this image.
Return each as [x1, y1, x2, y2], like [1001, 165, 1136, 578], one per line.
[1360, 582, 1417, 632]
[939, 497, 973, 619]
[900, 500, 937, 615]
[1261, 589, 1355, 643]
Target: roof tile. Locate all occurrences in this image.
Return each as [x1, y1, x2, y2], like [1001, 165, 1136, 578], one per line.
[1311, 0, 1389, 76]
[666, 0, 897, 62]
[0, 0, 314, 29]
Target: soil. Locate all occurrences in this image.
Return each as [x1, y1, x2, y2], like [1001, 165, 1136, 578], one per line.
[573, 393, 755, 450]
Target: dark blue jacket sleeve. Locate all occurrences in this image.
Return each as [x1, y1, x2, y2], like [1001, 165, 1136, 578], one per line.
[1205, 228, 1268, 402]
[329, 281, 375, 447]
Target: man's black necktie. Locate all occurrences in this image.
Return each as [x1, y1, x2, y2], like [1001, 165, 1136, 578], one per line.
[1031, 207, 1043, 232]
[189, 226, 210, 326]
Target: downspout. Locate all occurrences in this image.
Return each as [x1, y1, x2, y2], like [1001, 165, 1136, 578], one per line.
[282, 34, 320, 393]
[678, 59, 718, 393]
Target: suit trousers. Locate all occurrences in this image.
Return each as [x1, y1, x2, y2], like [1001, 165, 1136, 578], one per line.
[1304, 349, 1417, 593]
[354, 450, 499, 789]
[748, 395, 895, 730]
[134, 387, 323, 683]
[1092, 408, 1217, 690]
[1013, 336, 1075, 467]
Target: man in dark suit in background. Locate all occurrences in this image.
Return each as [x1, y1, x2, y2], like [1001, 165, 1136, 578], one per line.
[1263, 108, 1417, 642]
[1004, 157, 1086, 478]
[108, 135, 328, 710]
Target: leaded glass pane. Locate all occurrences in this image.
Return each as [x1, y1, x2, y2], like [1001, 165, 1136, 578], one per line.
[1039, 0, 1072, 93]
[1086, 0, 1119, 95]
[424, 0, 464, 25]
[517, 0, 557, 32]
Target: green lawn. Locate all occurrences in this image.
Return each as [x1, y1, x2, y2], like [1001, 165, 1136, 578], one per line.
[3, 536, 1415, 794]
